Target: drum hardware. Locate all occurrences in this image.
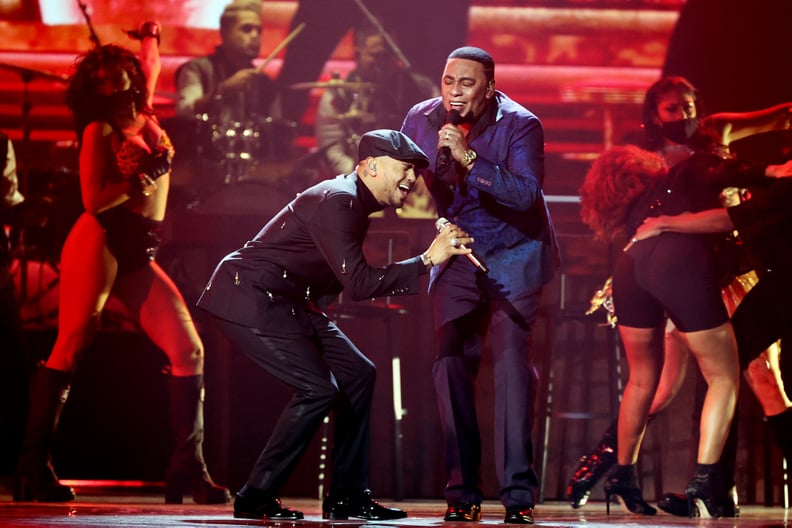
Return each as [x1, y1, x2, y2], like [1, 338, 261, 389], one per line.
[289, 79, 377, 91]
[0, 63, 69, 85]
[0, 60, 70, 304]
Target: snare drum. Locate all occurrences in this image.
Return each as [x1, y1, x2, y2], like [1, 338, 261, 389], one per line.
[239, 117, 298, 185]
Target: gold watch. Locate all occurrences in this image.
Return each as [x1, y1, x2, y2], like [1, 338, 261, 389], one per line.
[463, 149, 477, 167]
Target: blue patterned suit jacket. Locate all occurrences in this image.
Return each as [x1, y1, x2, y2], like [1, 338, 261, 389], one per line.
[401, 92, 560, 303]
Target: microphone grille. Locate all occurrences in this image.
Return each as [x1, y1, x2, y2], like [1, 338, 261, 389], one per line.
[447, 109, 462, 125]
[435, 217, 450, 232]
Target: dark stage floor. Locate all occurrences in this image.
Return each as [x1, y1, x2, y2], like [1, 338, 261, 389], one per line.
[0, 484, 789, 528]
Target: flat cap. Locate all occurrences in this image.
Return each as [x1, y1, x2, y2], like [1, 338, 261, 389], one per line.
[358, 129, 429, 168]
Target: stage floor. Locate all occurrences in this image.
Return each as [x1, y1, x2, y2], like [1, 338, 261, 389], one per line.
[0, 488, 789, 528]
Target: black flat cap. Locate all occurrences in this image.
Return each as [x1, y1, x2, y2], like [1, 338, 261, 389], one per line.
[358, 129, 429, 168]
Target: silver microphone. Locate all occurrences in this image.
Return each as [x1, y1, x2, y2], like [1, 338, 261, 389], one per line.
[435, 217, 488, 273]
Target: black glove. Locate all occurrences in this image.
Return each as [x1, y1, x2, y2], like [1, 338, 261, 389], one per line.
[129, 146, 172, 197]
[126, 21, 161, 45]
[143, 146, 172, 181]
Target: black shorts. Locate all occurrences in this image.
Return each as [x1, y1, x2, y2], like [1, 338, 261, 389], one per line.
[613, 233, 728, 333]
[95, 207, 162, 275]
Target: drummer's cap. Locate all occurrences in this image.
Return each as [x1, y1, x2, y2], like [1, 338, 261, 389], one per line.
[358, 129, 429, 169]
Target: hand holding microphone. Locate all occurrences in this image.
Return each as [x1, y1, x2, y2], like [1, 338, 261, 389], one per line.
[421, 218, 476, 270]
[432, 217, 489, 273]
[438, 109, 462, 168]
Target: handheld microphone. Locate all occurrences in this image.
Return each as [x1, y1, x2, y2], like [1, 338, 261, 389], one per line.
[437, 109, 462, 168]
[435, 217, 489, 273]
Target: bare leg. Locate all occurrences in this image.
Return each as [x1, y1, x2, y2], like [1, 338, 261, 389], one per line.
[46, 214, 116, 373]
[112, 261, 227, 504]
[616, 325, 665, 465]
[112, 261, 204, 377]
[649, 322, 690, 415]
[679, 322, 740, 464]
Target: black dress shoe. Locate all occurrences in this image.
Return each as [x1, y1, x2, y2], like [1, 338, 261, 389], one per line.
[444, 503, 482, 522]
[504, 507, 534, 524]
[233, 487, 303, 520]
[322, 488, 407, 520]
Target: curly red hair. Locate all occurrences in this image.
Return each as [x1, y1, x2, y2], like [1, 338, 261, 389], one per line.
[579, 145, 667, 241]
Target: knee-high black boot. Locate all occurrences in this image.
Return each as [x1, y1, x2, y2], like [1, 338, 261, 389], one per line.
[13, 365, 75, 502]
[164, 374, 231, 504]
[566, 418, 617, 508]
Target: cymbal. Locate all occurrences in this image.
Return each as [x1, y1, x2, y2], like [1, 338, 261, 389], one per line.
[289, 79, 376, 91]
[0, 62, 69, 84]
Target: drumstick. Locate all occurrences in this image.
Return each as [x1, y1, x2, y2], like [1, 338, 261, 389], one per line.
[259, 22, 306, 72]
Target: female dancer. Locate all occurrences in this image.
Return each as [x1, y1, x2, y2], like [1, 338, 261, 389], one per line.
[578, 77, 792, 517]
[569, 76, 792, 514]
[14, 25, 230, 504]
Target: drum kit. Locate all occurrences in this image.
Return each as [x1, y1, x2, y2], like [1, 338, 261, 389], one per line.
[0, 61, 79, 319]
[186, 112, 299, 187]
[169, 75, 381, 203]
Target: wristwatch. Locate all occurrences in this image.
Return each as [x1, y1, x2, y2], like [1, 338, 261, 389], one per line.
[420, 252, 434, 270]
[463, 149, 477, 167]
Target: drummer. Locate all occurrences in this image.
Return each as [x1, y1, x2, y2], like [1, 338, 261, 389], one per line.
[174, 0, 281, 124]
[310, 23, 437, 217]
[315, 23, 437, 177]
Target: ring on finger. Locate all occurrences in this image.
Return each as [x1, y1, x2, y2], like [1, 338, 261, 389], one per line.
[450, 237, 458, 247]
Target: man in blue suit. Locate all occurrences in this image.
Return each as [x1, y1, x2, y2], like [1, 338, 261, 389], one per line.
[401, 46, 559, 524]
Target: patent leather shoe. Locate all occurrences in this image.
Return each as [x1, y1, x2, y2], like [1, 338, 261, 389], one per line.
[659, 486, 738, 518]
[566, 440, 616, 508]
[657, 492, 688, 516]
[444, 503, 482, 522]
[322, 488, 407, 520]
[233, 486, 303, 520]
[504, 507, 534, 524]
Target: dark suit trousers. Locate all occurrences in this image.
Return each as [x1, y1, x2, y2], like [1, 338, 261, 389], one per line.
[432, 290, 542, 508]
[216, 311, 376, 495]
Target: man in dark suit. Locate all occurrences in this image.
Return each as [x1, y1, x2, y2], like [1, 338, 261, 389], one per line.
[401, 46, 559, 524]
[197, 129, 472, 521]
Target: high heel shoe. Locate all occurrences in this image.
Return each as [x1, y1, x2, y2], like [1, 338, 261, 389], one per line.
[164, 467, 231, 505]
[13, 466, 75, 502]
[13, 366, 76, 502]
[164, 375, 231, 504]
[566, 438, 616, 508]
[603, 464, 656, 515]
[685, 463, 726, 518]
